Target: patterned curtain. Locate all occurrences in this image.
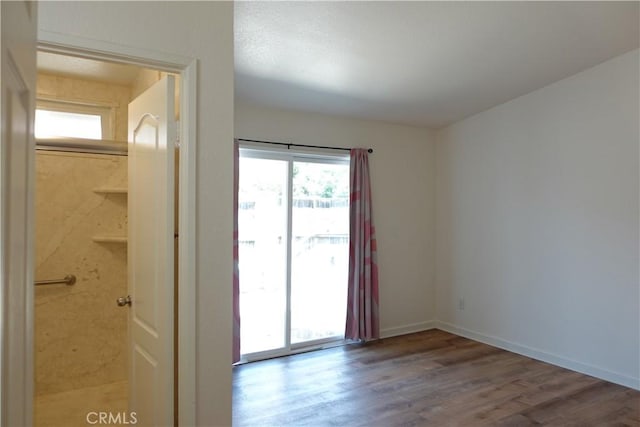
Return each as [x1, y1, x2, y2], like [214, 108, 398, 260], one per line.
[345, 149, 380, 341]
[233, 140, 241, 363]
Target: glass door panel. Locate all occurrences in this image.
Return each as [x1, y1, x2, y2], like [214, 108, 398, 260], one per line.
[290, 161, 349, 345]
[238, 157, 288, 355]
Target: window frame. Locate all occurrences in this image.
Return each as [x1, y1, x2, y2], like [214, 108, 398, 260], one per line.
[237, 146, 350, 363]
[35, 98, 115, 140]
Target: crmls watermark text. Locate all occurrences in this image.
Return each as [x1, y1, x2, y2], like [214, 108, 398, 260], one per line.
[86, 412, 138, 425]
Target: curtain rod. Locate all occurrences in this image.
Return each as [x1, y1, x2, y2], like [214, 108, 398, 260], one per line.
[237, 138, 373, 154]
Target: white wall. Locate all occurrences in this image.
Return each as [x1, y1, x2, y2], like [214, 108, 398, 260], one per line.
[236, 103, 437, 336]
[436, 49, 639, 388]
[36, 5, 639, 422]
[38, 2, 234, 425]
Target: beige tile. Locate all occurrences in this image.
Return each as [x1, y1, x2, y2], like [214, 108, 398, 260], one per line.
[35, 151, 128, 395]
[35, 381, 129, 427]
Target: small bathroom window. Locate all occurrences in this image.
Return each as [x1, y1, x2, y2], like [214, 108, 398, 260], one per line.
[35, 99, 114, 140]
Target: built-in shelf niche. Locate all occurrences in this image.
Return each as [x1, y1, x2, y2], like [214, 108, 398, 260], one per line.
[93, 185, 128, 244]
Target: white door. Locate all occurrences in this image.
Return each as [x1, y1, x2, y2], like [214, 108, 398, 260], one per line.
[128, 76, 176, 426]
[0, 1, 37, 425]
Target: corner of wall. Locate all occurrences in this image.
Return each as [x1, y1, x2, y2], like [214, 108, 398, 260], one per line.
[432, 127, 448, 323]
[430, 49, 640, 387]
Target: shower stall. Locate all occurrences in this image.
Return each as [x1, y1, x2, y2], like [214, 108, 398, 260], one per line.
[32, 68, 132, 426]
[33, 145, 129, 426]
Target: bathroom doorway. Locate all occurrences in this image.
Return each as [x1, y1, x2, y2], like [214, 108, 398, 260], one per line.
[32, 51, 179, 426]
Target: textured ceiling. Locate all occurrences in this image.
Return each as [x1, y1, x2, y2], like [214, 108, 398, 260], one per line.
[235, 1, 639, 129]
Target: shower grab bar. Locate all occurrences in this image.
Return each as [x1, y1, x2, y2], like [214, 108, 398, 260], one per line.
[34, 274, 76, 286]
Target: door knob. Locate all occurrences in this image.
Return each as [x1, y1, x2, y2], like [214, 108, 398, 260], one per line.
[117, 295, 132, 307]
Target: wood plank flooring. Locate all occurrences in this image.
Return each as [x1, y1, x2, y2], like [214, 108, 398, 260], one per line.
[233, 330, 639, 426]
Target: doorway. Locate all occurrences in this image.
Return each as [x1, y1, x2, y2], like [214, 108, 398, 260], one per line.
[32, 51, 179, 426]
[238, 148, 349, 361]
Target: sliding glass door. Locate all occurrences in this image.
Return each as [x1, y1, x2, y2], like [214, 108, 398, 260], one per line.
[237, 156, 288, 355]
[290, 161, 349, 345]
[238, 149, 349, 359]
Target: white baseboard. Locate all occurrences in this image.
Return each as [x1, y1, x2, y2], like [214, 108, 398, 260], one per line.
[434, 321, 640, 391]
[380, 320, 436, 338]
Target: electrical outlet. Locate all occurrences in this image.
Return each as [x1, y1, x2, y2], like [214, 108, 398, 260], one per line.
[458, 297, 465, 310]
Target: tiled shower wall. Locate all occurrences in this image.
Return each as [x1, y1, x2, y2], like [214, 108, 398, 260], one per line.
[35, 151, 128, 395]
[35, 72, 131, 396]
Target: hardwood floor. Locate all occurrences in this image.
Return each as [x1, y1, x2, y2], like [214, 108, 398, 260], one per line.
[233, 330, 639, 426]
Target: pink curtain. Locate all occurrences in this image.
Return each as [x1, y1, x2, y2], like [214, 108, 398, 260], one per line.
[345, 149, 380, 341]
[233, 140, 241, 363]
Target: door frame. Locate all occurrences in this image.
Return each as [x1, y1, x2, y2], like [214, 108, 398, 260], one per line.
[36, 31, 197, 425]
